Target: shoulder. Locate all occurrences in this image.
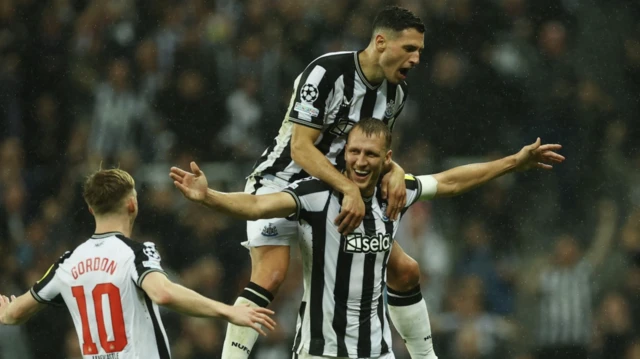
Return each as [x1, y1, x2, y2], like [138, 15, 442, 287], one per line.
[304, 51, 356, 75]
[285, 176, 332, 196]
[115, 235, 162, 260]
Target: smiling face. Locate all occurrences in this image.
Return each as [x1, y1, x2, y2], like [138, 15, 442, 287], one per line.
[376, 28, 424, 84]
[344, 127, 392, 197]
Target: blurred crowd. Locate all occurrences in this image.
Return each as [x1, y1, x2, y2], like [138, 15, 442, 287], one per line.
[0, 0, 639, 358]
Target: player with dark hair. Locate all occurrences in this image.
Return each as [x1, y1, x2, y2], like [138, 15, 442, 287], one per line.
[171, 118, 564, 359]
[0, 168, 276, 359]
[217, 6, 433, 358]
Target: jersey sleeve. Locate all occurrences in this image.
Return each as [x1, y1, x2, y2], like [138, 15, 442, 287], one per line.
[288, 62, 335, 129]
[282, 177, 332, 221]
[30, 251, 73, 306]
[400, 174, 423, 216]
[130, 241, 167, 287]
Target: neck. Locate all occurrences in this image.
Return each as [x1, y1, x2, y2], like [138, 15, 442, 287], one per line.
[358, 46, 385, 85]
[94, 215, 133, 238]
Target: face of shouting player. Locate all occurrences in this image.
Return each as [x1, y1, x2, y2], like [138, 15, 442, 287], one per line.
[377, 28, 424, 84]
[344, 128, 392, 197]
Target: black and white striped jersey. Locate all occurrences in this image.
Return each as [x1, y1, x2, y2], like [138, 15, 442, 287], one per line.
[31, 232, 171, 359]
[537, 259, 593, 347]
[250, 51, 408, 184]
[283, 175, 422, 358]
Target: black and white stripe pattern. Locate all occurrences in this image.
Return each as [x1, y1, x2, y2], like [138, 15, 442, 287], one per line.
[285, 176, 422, 357]
[537, 259, 593, 346]
[251, 51, 408, 184]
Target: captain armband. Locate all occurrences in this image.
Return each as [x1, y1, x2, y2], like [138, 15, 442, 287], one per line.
[417, 175, 438, 200]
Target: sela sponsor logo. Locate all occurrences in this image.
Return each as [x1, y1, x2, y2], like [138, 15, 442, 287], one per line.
[294, 101, 319, 118]
[384, 100, 395, 118]
[344, 233, 392, 253]
[261, 223, 279, 237]
[232, 342, 251, 354]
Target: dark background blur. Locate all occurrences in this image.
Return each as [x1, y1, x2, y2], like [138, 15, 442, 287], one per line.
[0, 0, 639, 358]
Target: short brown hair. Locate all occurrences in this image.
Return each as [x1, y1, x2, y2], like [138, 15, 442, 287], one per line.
[350, 118, 392, 151]
[83, 168, 135, 215]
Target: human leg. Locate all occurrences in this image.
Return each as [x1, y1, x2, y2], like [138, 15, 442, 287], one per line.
[386, 241, 438, 359]
[222, 178, 297, 358]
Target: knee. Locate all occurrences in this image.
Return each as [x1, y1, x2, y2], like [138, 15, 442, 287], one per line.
[387, 255, 421, 292]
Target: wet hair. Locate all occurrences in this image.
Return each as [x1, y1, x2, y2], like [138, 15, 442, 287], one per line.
[350, 118, 392, 151]
[83, 168, 135, 215]
[372, 6, 425, 35]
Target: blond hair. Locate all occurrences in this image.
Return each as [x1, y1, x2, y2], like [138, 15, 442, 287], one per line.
[83, 168, 135, 215]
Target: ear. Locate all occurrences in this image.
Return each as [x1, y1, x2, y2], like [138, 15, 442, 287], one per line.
[88, 207, 94, 215]
[384, 149, 392, 166]
[126, 196, 136, 214]
[375, 33, 387, 52]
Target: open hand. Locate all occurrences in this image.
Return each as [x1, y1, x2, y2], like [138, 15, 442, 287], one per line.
[514, 138, 565, 172]
[170, 162, 209, 203]
[228, 305, 277, 337]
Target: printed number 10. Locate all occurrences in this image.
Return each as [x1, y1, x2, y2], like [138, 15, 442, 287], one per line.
[71, 283, 128, 354]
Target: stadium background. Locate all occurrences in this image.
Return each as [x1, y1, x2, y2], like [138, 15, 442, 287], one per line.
[0, 0, 639, 358]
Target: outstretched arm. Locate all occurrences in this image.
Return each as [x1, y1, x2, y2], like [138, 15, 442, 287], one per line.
[418, 138, 565, 199]
[142, 272, 276, 336]
[170, 162, 297, 220]
[0, 292, 45, 325]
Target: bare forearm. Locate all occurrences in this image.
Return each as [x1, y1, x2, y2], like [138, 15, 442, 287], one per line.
[433, 155, 517, 197]
[292, 144, 354, 194]
[162, 283, 231, 320]
[202, 189, 261, 220]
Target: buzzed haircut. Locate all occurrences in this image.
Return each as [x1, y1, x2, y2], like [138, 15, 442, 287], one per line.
[83, 168, 135, 215]
[372, 6, 425, 35]
[351, 118, 392, 151]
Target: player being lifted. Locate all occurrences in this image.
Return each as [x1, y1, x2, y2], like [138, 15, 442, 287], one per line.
[0, 168, 275, 359]
[171, 118, 565, 359]
[220, 6, 432, 358]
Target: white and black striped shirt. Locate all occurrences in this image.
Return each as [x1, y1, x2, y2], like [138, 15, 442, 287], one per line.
[537, 259, 593, 347]
[31, 232, 171, 359]
[284, 175, 422, 358]
[250, 51, 408, 184]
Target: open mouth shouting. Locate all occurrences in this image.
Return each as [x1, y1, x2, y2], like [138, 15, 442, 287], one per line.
[398, 67, 410, 80]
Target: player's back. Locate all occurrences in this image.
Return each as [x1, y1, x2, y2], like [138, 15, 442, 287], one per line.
[31, 232, 170, 359]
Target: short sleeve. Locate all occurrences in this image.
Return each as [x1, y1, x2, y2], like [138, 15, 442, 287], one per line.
[288, 63, 335, 129]
[31, 251, 73, 306]
[400, 174, 423, 216]
[130, 242, 167, 287]
[282, 177, 332, 221]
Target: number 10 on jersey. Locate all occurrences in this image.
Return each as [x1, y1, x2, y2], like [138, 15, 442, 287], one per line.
[71, 283, 128, 354]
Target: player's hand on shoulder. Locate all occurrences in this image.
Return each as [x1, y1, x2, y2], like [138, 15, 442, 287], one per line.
[170, 161, 209, 202]
[228, 304, 277, 337]
[381, 166, 407, 221]
[335, 186, 365, 235]
[514, 138, 565, 172]
[0, 294, 16, 324]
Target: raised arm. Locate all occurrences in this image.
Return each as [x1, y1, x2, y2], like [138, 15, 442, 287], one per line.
[0, 292, 45, 325]
[417, 138, 565, 199]
[141, 272, 276, 336]
[291, 125, 364, 234]
[171, 162, 297, 220]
